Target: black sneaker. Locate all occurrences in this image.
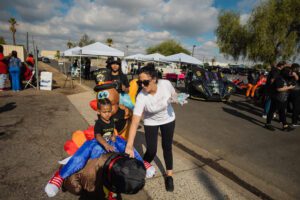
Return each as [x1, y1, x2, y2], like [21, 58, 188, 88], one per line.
[282, 125, 294, 132]
[165, 176, 174, 192]
[264, 124, 275, 131]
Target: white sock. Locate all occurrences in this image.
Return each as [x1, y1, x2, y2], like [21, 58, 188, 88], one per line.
[45, 183, 59, 197]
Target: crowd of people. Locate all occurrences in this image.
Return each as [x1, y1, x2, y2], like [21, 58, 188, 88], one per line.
[0, 44, 35, 92]
[242, 61, 300, 131]
[262, 61, 300, 131]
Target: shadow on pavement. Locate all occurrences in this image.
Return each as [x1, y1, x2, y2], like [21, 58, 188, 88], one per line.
[0, 102, 17, 114]
[224, 100, 262, 117]
[197, 171, 228, 200]
[222, 107, 264, 127]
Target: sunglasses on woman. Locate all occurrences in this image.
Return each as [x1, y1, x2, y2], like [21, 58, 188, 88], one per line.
[137, 79, 151, 87]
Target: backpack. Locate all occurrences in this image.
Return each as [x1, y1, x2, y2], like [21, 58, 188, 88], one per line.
[102, 153, 146, 194]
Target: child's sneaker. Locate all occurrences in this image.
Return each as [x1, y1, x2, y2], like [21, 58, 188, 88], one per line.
[45, 170, 64, 197]
[144, 160, 156, 178]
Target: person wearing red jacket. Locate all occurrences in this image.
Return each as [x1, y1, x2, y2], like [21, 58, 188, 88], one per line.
[25, 53, 35, 71]
[0, 45, 8, 91]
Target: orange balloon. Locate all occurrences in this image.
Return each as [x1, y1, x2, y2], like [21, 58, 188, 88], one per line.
[72, 130, 87, 148]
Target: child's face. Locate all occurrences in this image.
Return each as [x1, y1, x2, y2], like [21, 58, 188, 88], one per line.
[98, 104, 112, 121]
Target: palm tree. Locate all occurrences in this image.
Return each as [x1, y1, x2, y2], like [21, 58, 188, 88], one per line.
[211, 57, 216, 66]
[8, 18, 18, 45]
[67, 40, 73, 49]
[106, 38, 113, 47]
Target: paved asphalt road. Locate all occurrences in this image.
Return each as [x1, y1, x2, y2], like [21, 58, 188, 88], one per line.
[48, 60, 300, 199]
[173, 95, 300, 199]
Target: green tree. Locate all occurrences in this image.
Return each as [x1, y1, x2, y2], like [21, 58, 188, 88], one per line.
[55, 50, 60, 60]
[78, 34, 95, 47]
[216, 0, 300, 64]
[106, 38, 113, 47]
[67, 40, 75, 49]
[146, 39, 190, 56]
[8, 18, 18, 45]
[0, 36, 5, 44]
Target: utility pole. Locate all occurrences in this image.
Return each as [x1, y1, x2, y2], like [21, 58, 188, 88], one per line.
[126, 45, 129, 56]
[35, 45, 39, 90]
[32, 36, 39, 90]
[192, 45, 196, 56]
[26, 32, 29, 53]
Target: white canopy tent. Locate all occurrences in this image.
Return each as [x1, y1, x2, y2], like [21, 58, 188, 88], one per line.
[62, 46, 82, 57]
[165, 53, 203, 65]
[73, 42, 124, 57]
[125, 53, 146, 61]
[143, 53, 167, 62]
[62, 42, 125, 84]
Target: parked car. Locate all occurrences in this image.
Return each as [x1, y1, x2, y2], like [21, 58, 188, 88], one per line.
[42, 57, 51, 63]
[221, 68, 232, 74]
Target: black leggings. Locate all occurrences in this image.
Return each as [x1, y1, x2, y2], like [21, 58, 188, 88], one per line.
[267, 98, 287, 125]
[143, 120, 175, 170]
[291, 91, 300, 124]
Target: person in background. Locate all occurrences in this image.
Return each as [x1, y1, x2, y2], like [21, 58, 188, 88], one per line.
[25, 53, 35, 71]
[264, 67, 295, 131]
[71, 59, 78, 77]
[262, 62, 285, 118]
[290, 63, 300, 127]
[84, 58, 91, 80]
[0, 45, 8, 91]
[125, 63, 177, 192]
[9, 51, 22, 92]
[107, 57, 129, 93]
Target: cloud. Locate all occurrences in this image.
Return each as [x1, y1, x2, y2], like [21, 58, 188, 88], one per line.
[64, 0, 142, 32]
[0, 0, 65, 23]
[240, 13, 250, 25]
[0, 0, 219, 55]
[144, 0, 218, 36]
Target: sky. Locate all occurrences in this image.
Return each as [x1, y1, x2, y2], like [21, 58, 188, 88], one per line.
[0, 0, 264, 64]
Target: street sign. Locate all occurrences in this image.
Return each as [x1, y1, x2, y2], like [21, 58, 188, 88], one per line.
[40, 72, 52, 91]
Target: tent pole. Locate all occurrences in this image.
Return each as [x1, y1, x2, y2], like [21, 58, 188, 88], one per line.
[79, 55, 82, 84]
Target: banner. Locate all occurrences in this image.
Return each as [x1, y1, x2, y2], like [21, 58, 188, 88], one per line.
[40, 72, 52, 91]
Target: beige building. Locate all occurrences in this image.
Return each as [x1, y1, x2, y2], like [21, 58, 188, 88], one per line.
[2, 44, 27, 62]
[41, 50, 59, 59]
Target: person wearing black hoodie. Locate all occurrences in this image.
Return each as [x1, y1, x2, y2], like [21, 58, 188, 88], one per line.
[265, 67, 295, 131]
[290, 63, 300, 127]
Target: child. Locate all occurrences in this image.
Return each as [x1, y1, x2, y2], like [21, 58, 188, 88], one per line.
[45, 98, 155, 197]
[94, 98, 118, 152]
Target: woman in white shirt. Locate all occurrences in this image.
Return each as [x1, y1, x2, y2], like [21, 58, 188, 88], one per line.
[125, 64, 176, 192]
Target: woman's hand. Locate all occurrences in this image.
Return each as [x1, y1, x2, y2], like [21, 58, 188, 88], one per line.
[125, 145, 135, 158]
